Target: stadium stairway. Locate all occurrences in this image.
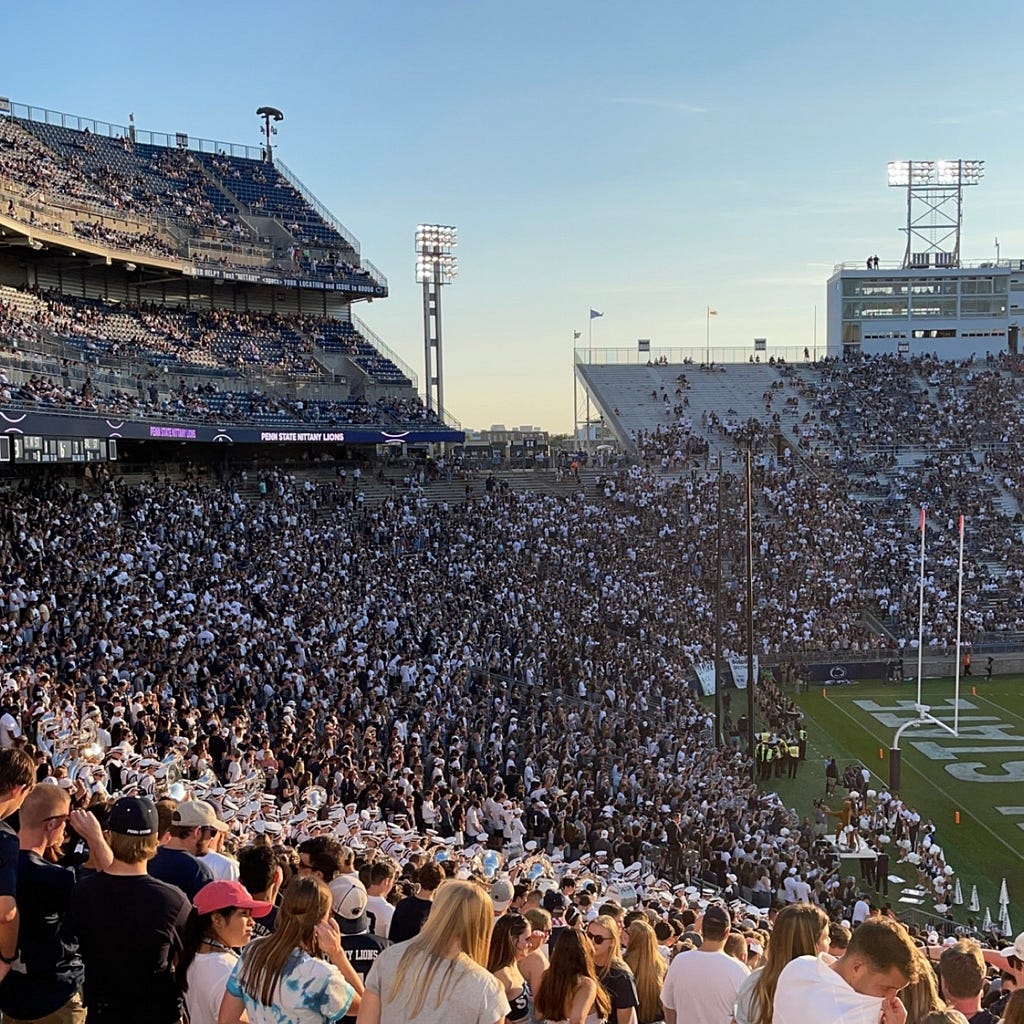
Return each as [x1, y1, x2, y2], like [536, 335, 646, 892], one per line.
[578, 363, 778, 458]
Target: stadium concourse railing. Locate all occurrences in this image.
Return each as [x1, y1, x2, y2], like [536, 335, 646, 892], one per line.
[0, 184, 185, 263]
[0, 331, 372, 428]
[574, 345, 820, 366]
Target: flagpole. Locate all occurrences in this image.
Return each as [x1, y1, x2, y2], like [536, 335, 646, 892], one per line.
[954, 514, 965, 736]
[917, 507, 926, 708]
[572, 330, 579, 446]
[706, 306, 710, 365]
[586, 313, 593, 448]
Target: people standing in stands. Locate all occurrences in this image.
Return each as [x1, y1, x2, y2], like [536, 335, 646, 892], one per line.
[488, 913, 532, 1023]
[0, 782, 112, 1024]
[72, 796, 193, 1024]
[149, 800, 227, 900]
[236, 843, 283, 939]
[220, 876, 361, 1024]
[772, 916, 918, 1024]
[0, 748, 36, 990]
[332, 878, 387, 1024]
[588, 915, 640, 1024]
[358, 879, 509, 1024]
[520, 907, 552, 1004]
[732, 902, 829, 1024]
[535, 929, 609, 1024]
[178, 879, 272, 1024]
[623, 919, 666, 1024]
[365, 860, 396, 940]
[388, 861, 442, 944]
[938, 939, 999, 1024]
[660, 905, 749, 1024]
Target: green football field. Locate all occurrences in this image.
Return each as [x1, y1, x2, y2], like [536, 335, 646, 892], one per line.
[748, 675, 1024, 929]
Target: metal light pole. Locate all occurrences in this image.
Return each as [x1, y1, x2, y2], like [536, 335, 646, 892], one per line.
[256, 106, 283, 164]
[714, 469, 725, 748]
[415, 225, 458, 419]
[745, 446, 756, 770]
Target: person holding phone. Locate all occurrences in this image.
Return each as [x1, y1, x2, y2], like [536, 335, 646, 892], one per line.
[218, 876, 362, 1024]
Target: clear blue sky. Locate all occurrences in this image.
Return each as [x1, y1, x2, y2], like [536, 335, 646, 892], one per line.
[5, 1, 1023, 432]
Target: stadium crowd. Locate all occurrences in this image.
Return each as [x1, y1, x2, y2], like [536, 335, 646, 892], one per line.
[2, 114, 385, 288]
[621, 354, 1024, 645]
[0, 287, 442, 429]
[0, 468, 1014, 1022]
[71, 221, 178, 260]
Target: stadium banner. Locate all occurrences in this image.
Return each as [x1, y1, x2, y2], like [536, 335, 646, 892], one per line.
[728, 656, 759, 690]
[185, 264, 386, 295]
[807, 661, 875, 684]
[694, 661, 716, 697]
[0, 409, 462, 452]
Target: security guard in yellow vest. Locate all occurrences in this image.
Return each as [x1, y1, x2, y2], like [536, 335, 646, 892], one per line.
[787, 738, 801, 778]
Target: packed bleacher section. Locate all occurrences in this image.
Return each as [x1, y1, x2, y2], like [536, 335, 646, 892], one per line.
[0, 284, 433, 427]
[0, 469, 1016, 1024]
[584, 353, 1024, 647]
[1, 110, 383, 290]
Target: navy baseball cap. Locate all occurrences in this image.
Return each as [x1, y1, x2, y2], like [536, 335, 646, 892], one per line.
[108, 796, 159, 837]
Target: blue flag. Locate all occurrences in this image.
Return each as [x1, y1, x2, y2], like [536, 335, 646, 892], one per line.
[590, 309, 603, 320]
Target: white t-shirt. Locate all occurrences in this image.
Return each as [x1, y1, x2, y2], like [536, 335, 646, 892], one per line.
[186, 950, 237, 1024]
[660, 948, 749, 1024]
[366, 894, 394, 939]
[201, 850, 240, 882]
[0, 713, 21, 749]
[773, 954, 883, 1024]
[852, 899, 870, 924]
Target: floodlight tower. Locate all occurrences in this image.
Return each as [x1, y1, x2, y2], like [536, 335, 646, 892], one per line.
[415, 224, 458, 418]
[887, 159, 984, 269]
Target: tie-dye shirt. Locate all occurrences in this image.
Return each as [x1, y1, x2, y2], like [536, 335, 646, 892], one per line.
[226, 947, 355, 1024]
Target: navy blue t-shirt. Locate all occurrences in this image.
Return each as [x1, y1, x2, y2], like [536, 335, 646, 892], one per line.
[148, 846, 213, 901]
[0, 820, 17, 900]
[72, 871, 192, 1024]
[0, 851, 81, 1020]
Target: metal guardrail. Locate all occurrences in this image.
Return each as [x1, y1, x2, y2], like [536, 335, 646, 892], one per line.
[351, 315, 418, 389]
[833, 258, 1024, 273]
[4, 100, 263, 160]
[359, 257, 388, 290]
[575, 346, 821, 365]
[274, 159, 360, 256]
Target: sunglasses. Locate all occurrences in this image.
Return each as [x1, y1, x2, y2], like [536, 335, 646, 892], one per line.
[588, 933, 610, 945]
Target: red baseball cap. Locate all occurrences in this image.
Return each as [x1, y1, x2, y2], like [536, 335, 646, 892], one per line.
[193, 880, 273, 918]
